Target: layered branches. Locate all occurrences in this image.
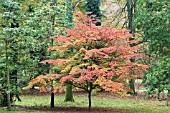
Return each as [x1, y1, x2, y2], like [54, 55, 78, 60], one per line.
[37, 12, 149, 93]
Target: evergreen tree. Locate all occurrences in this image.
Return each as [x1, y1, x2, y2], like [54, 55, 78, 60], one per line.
[84, 0, 102, 26]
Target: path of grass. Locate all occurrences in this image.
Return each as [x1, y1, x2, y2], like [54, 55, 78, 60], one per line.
[1, 95, 170, 113]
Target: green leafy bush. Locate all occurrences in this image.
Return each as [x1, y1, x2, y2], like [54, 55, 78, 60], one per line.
[143, 57, 170, 101]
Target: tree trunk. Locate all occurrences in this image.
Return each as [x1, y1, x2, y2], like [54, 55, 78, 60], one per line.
[88, 82, 92, 112]
[64, 84, 74, 102]
[64, 0, 74, 102]
[127, 0, 133, 34]
[49, 0, 58, 108]
[49, 80, 55, 108]
[88, 91, 92, 112]
[51, 92, 55, 108]
[6, 39, 11, 110]
[127, 0, 137, 95]
[50, 80, 55, 108]
[129, 79, 136, 95]
[167, 90, 170, 106]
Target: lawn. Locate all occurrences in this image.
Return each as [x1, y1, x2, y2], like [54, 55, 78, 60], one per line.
[0, 93, 170, 113]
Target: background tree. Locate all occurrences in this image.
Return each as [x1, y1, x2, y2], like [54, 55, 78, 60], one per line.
[0, 0, 23, 109]
[135, 0, 170, 104]
[0, 0, 71, 108]
[127, 0, 138, 95]
[84, 0, 102, 26]
[135, 0, 170, 56]
[22, 0, 76, 107]
[62, 0, 74, 102]
[22, 0, 69, 108]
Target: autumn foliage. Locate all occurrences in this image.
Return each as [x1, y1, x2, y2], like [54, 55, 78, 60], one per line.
[27, 12, 149, 110]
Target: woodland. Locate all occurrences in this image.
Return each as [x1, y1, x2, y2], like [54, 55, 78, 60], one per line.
[0, 0, 170, 113]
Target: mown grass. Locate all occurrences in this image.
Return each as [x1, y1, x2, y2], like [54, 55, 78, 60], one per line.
[1, 94, 170, 113]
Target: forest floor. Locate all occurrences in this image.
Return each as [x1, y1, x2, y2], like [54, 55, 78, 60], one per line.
[0, 89, 170, 113]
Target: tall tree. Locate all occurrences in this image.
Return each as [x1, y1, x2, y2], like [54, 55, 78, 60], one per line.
[135, 0, 170, 104]
[64, 0, 74, 102]
[24, 0, 66, 108]
[127, 0, 138, 95]
[135, 0, 170, 56]
[0, 0, 23, 109]
[24, 0, 74, 107]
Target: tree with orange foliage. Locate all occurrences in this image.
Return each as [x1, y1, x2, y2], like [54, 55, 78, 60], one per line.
[27, 12, 149, 111]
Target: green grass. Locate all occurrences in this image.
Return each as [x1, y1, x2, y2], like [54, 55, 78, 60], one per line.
[1, 94, 170, 113]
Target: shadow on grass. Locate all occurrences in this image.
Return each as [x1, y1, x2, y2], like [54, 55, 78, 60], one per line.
[14, 105, 136, 113]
